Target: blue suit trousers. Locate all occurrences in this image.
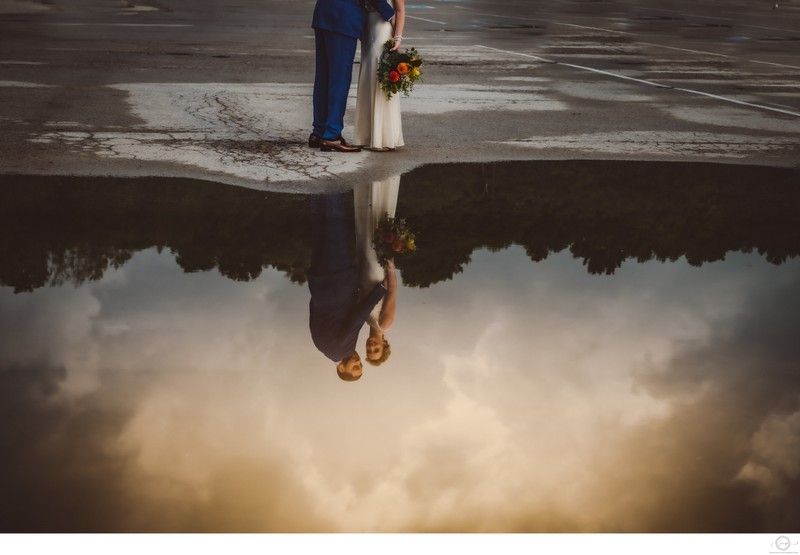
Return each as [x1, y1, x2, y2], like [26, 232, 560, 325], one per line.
[313, 29, 358, 141]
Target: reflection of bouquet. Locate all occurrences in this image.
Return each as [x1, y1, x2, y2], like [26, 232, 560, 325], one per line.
[377, 40, 423, 100]
[373, 213, 417, 267]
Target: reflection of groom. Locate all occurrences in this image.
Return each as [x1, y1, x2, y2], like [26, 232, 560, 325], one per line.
[308, 193, 387, 381]
[310, 0, 395, 153]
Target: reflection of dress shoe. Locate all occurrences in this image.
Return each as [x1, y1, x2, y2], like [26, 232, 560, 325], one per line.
[308, 133, 322, 148]
[320, 138, 362, 153]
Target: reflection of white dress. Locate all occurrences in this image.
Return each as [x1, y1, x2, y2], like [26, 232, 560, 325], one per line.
[354, 175, 400, 331]
[355, 2, 404, 150]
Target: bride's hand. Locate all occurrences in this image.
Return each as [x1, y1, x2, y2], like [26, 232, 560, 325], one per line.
[383, 260, 397, 286]
[390, 35, 402, 51]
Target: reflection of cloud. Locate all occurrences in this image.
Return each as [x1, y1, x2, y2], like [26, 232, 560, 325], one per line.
[0, 361, 334, 533]
[0, 357, 335, 532]
[0, 250, 335, 532]
[0, 285, 102, 395]
[352, 252, 800, 532]
[584, 271, 800, 532]
[739, 409, 800, 498]
[1, 246, 798, 532]
[0, 360, 136, 532]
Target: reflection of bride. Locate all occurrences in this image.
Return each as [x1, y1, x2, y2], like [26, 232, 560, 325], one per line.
[355, 175, 400, 365]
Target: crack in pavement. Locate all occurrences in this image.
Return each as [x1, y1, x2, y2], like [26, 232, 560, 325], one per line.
[28, 131, 360, 183]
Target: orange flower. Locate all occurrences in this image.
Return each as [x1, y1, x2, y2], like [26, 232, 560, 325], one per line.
[388, 71, 400, 83]
[396, 62, 409, 75]
[392, 239, 404, 253]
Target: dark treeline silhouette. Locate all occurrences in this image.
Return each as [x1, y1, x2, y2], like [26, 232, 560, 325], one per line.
[0, 175, 311, 293]
[2, 160, 799, 293]
[395, 161, 800, 287]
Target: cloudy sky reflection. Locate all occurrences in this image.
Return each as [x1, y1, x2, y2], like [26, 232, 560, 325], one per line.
[1, 244, 798, 532]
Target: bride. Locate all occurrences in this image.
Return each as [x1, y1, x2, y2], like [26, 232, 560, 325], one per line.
[355, 0, 405, 151]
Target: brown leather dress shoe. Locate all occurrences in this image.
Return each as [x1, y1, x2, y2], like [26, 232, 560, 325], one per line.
[320, 138, 362, 152]
[308, 133, 322, 148]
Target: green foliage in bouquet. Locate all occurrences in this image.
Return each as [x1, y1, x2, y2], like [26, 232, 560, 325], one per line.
[373, 212, 417, 268]
[377, 40, 423, 100]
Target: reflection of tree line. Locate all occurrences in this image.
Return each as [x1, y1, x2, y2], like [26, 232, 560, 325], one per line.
[0, 175, 311, 293]
[2, 161, 799, 293]
[395, 161, 800, 287]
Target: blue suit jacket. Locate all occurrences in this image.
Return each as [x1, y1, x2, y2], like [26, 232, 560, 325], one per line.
[307, 193, 387, 363]
[309, 271, 386, 362]
[312, 0, 395, 39]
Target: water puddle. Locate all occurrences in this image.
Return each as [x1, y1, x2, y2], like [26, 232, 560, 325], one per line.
[1, 160, 799, 532]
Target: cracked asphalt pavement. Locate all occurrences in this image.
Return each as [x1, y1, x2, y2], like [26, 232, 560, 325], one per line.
[1, 0, 799, 191]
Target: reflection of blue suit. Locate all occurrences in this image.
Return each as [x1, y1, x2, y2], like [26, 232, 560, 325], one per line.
[308, 193, 386, 362]
[312, 0, 395, 140]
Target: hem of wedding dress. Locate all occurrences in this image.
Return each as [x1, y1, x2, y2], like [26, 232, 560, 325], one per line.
[364, 144, 404, 151]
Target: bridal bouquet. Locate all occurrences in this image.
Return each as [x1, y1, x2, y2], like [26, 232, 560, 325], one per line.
[377, 40, 423, 100]
[373, 212, 417, 267]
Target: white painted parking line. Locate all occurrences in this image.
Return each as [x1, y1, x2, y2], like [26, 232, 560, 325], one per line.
[407, 15, 447, 25]
[556, 22, 630, 35]
[618, 39, 800, 72]
[637, 6, 799, 34]
[558, 62, 674, 89]
[0, 81, 55, 88]
[750, 60, 800, 71]
[670, 87, 800, 118]
[48, 23, 193, 27]
[446, 7, 799, 73]
[475, 45, 800, 118]
[477, 45, 671, 88]
[638, 42, 732, 59]
[475, 45, 554, 64]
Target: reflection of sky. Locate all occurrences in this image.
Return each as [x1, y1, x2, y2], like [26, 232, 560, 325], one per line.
[1, 247, 798, 532]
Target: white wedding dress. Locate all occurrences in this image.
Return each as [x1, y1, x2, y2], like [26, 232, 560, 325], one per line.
[354, 175, 400, 331]
[355, 2, 404, 150]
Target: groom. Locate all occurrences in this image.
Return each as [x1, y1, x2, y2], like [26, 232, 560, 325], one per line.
[308, 193, 387, 381]
[311, 0, 395, 153]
